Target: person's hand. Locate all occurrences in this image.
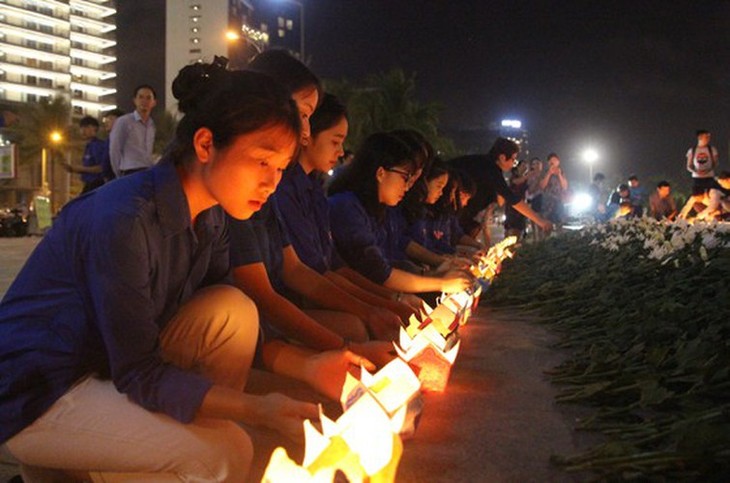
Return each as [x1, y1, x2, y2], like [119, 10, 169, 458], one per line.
[349, 340, 397, 368]
[259, 393, 320, 442]
[391, 300, 418, 324]
[301, 349, 375, 400]
[539, 219, 554, 232]
[364, 306, 401, 341]
[399, 293, 427, 319]
[440, 270, 474, 294]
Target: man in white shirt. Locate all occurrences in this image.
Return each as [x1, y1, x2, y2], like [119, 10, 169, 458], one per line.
[110, 85, 157, 177]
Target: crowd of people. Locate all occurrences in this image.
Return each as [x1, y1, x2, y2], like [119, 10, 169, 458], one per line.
[1, 47, 726, 480]
[0, 51, 558, 481]
[496, 129, 728, 241]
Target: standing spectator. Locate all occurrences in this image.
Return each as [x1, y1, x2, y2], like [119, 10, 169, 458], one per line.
[539, 153, 569, 225]
[627, 174, 645, 216]
[588, 172, 606, 219]
[504, 160, 529, 239]
[648, 180, 677, 221]
[525, 157, 544, 212]
[99, 108, 125, 182]
[686, 129, 720, 196]
[62, 116, 108, 193]
[101, 108, 124, 135]
[110, 85, 157, 177]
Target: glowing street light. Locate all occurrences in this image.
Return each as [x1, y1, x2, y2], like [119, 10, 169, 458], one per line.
[41, 130, 63, 207]
[225, 30, 239, 41]
[49, 131, 63, 144]
[582, 148, 598, 183]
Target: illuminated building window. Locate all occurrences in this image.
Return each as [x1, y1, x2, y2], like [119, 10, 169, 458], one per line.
[286, 19, 293, 30]
[278, 29, 284, 38]
[260, 23, 268, 32]
[277, 17, 284, 28]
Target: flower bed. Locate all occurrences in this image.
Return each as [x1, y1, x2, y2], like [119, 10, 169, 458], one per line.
[485, 218, 730, 479]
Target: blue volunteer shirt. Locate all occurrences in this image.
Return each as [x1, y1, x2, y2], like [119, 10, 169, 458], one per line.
[227, 197, 291, 295]
[0, 159, 227, 443]
[328, 191, 394, 284]
[384, 206, 411, 263]
[409, 210, 461, 255]
[277, 163, 344, 274]
[81, 137, 109, 185]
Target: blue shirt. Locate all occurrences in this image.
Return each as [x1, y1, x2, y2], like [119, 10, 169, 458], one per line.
[228, 197, 291, 295]
[384, 206, 411, 262]
[81, 137, 109, 185]
[328, 191, 394, 284]
[410, 210, 462, 255]
[109, 110, 156, 176]
[0, 160, 227, 443]
[277, 163, 343, 274]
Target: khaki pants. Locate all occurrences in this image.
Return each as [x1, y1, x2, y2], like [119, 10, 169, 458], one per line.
[5, 285, 259, 482]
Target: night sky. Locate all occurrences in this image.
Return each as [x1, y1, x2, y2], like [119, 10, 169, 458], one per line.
[116, 1, 730, 191]
[304, 1, 730, 189]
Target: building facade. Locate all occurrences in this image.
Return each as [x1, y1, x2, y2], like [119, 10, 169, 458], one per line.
[0, 0, 117, 119]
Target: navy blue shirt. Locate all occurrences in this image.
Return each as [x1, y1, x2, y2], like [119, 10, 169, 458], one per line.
[328, 191, 394, 284]
[0, 160, 226, 443]
[410, 211, 463, 255]
[81, 137, 109, 185]
[227, 197, 291, 295]
[382, 206, 411, 262]
[277, 163, 343, 274]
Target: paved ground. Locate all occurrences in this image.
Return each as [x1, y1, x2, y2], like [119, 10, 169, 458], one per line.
[1, 236, 596, 482]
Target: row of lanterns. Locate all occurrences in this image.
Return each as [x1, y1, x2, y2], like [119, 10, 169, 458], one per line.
[262, 237, 518, 482]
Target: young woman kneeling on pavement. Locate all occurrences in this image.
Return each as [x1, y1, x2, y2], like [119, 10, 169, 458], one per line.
[0, 59, 367, 482]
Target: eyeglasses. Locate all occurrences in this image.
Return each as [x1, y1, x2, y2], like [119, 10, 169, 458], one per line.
[385, 167, 415, 185]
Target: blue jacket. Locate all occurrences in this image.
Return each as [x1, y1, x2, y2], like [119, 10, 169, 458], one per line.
[0, 160, 226, 442]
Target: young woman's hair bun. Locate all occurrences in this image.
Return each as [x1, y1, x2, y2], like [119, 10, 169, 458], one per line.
[172, 56, 230, 114]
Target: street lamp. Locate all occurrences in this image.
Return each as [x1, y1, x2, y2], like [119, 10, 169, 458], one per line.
[41, 130, 63, 208]
[582, 148, 598, 184]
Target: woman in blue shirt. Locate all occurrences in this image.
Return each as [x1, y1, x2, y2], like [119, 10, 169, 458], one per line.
[328, 132, 473, 295]
[277, 94, 423, 340]
[408, 160, 481, 255]
[0, 60, 356, 481]
[231, 51, 398, 365]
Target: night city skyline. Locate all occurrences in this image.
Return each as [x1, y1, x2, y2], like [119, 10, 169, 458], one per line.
[117, 1, 730, 190]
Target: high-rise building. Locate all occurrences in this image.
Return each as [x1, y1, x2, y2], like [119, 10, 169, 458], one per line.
[0, 0, 117, 118]
[115, 0, 303, 115]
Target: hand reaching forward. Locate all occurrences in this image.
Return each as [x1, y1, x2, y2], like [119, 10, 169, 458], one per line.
[259, 392, 320, 442]
[302, 349, 376, 400]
